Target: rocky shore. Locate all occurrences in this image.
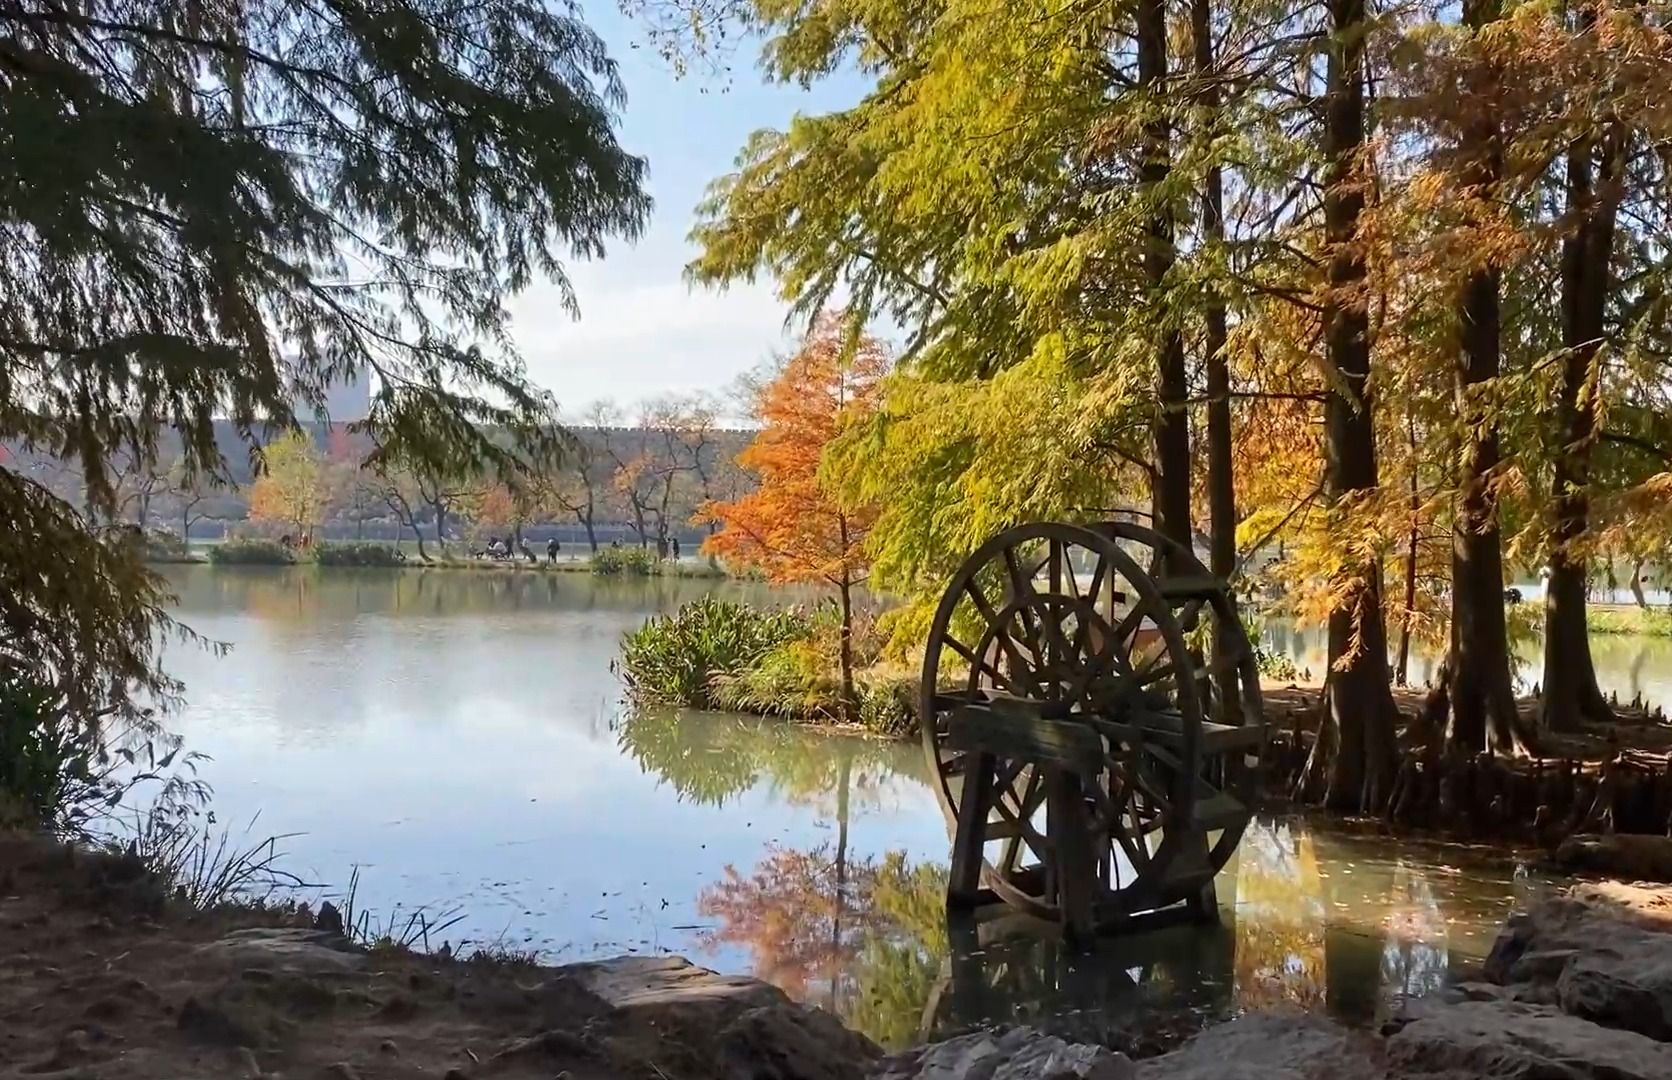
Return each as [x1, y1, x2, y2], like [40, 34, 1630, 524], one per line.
[5, 829, 1672, 1080]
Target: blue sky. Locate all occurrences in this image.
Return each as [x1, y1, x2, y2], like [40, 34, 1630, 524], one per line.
[504, 7, 870, 417]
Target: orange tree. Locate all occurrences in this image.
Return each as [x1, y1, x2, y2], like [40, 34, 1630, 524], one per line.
[704, 316, 887, 717]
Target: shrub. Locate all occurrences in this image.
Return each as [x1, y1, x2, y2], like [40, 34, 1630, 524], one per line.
[0, 668, 208, 836]
[591, 545, 657, 576]
[0, 672, 97, 827]
[207, 538, 295, 565]
[140, 529, 191, 562]
[857, 677, 917, 738]
[709, 637, 834, 718]
[620, 597, 810, 708]
[314, 541, 407, 567]
[1589, 607, 1672, 637]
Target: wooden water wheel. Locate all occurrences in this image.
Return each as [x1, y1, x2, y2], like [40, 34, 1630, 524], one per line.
[920, 520, 1265, 938]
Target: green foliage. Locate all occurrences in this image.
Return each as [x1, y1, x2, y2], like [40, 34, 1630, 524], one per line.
[140, 529, 192, 563]
[592, 546, 658, 576]
[0, 671, 97, 827]
[856, 678, 916, 738]
[0, 473, 182, 730]
[624, 596, 917, 734]
[620, 597, 810, 709]
[2, 0, 649, 732]
[313, 542, 408, 567]
[1588, 607, 1672, 638]
[709, 638, 832, 718]
[207, 539, 296, 566]
[0, 667, 209, 837]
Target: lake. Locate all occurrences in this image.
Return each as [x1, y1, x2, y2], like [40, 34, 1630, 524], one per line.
[156, 566, 1662, 1048]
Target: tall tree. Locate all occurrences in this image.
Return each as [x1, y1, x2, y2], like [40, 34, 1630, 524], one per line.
[704, 316, 885, 716]
[1190, 0, 1243, 724]
[1542, 93, 1623, 731]
[1309, 0, 1399, 811]
[1139, 0, 1192, 554]
[1446, 0, 1529, 755]
[1, 0, 648, 728]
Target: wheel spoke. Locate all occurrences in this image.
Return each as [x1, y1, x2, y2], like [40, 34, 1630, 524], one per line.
[943, 634, 1020, 694]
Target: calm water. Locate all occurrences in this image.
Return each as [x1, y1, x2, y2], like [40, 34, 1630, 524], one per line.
[157, 566, 1660, 1048]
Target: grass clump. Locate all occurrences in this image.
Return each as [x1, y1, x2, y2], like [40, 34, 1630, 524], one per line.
[1589, 606, 1672, 637]
[140, 529, 194, 563]
[621, 597, 809, 709]
[207, 538, 295, 565]
[313, 541, 407, 567]
[591, 545, 657, 576]
[623, 598, 919, 736]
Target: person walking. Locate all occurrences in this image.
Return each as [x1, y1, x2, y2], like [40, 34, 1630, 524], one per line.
[547, 536, 560, 563]
[670, 536, 681, 561]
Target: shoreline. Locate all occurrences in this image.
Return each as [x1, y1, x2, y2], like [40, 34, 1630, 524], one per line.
[6, 828, 1671, 1079]
[152, 553, 741, 580]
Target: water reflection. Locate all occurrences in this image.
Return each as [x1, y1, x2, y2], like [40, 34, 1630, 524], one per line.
[160, 567, 1561, 1052]
[616, 702, 1551, 1048]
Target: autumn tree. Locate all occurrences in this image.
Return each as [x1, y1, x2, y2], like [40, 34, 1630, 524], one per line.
[705, 317, 886, 715]
[248, 432, 325, 539]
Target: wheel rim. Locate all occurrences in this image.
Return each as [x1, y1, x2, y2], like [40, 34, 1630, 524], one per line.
[920, 522, 1210, 919]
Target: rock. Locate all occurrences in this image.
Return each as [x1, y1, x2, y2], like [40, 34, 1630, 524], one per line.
[720, 1004, 882, 1080]
[1136, 1010, 1380, 1080]
[567, 956, 783, 1015]
[1386, 998, 1672, 1079]
[198, 928, 364, 975]
[314, 900, 346, 936]
[1556, 834, 1672, 883]
[1481, 883, 1672, 1041]
[177, 995, 267, 1048]
[875, 1027, 1132, 1080]
[570, 957, 877, 1080]
[493, 1029, 593, 1062]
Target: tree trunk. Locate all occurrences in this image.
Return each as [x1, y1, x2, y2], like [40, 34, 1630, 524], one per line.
[1193, 0, 1242, 725]
[1396, 401, 1418, 687]
[1139, 0, 1192, 558]
[837, 572, 856, 723]
[1630, 558, 1647, 608]
[1311, 0, 1399, 813]
[1541, 118, 1620, 733]
[431, 499, 445, 553]
[581, 514, 598, 553]
[1448, 0, 1531, 757]
[1397, 521, 1417, 687]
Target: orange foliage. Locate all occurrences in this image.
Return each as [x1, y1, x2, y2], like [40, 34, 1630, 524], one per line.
[703, 315, 888, 588]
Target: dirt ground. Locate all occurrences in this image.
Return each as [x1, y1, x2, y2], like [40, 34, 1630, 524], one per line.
[0, 833, 875, 1080]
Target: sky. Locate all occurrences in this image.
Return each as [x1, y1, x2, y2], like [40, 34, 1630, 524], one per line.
[503, 7, 871, 419]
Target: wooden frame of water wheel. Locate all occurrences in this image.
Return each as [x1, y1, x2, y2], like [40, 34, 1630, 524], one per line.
[920, 520, 1265, 934]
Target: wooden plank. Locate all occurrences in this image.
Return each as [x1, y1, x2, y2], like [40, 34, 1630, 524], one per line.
[1046, 768, 1098, 942]
[947, 750, 996, 909]
[947, 705, 1104, 777]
